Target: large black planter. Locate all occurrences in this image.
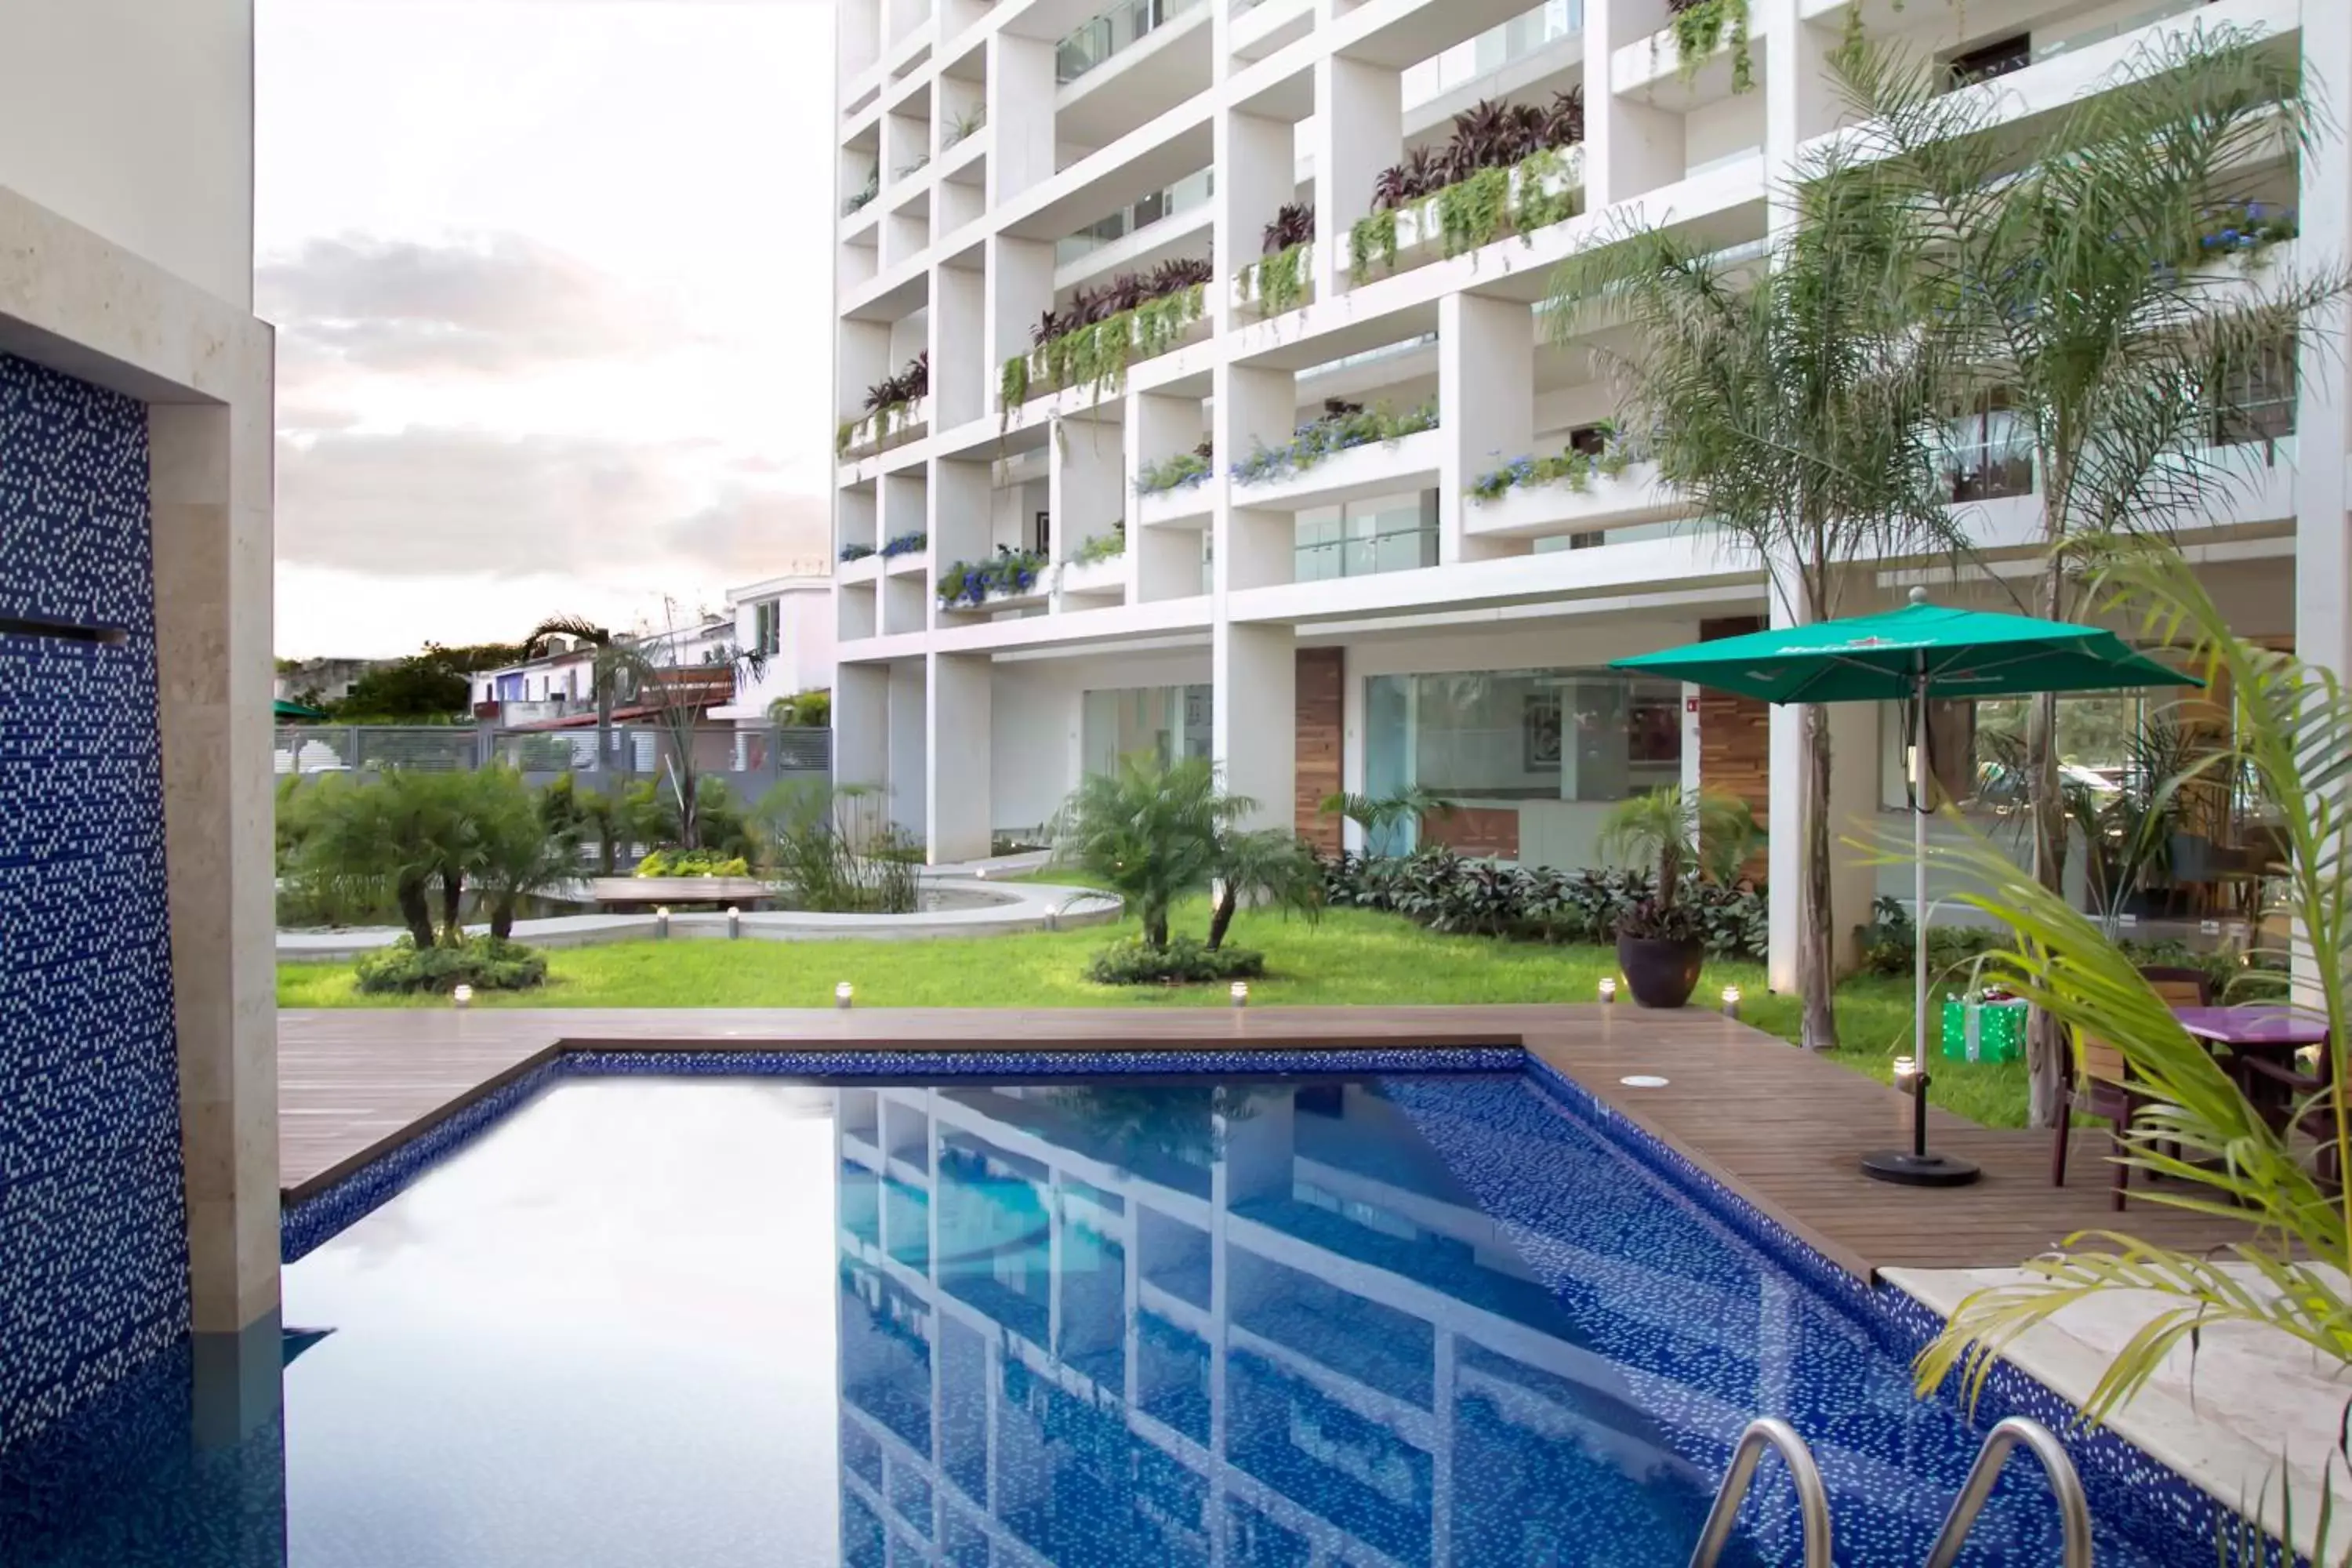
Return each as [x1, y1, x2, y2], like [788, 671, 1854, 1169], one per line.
[1616, 933, 1704, 1009]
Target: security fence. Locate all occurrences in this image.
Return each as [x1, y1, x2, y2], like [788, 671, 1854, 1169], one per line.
[274, 724, 832, 797]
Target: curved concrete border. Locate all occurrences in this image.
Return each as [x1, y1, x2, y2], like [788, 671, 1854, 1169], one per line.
[277, 875, 1122, 961]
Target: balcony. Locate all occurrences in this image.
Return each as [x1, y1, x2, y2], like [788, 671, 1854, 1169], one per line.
[1056, 0, 1207, 85]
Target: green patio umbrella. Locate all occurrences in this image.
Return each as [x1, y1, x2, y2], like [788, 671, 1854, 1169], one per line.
[1613, 587, 2200, 1185]
[274, 698, 328, 722]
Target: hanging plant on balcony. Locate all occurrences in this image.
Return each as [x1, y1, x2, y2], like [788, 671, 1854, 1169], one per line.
[1261, 202, 1315, 252]
[1468, 426, 1633, 503]
[1351, 91, 1588, 283]
[879, 531, 928, 557]
[937, 545, 1048, 608]
[1138, 438, 1215, 496]
[843, 350, 931, 455]
[1661, 0, 1752, 95]
[1229, 400, 1438, 487]
[1070, 523, 1127, 565]
[1000, 257, 1213, 419]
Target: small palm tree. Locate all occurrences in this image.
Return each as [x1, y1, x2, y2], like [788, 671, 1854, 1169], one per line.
[1053, 754, 1241, 949]
[523, 615, 615, 770]
[1207, 828, 1323, 952]
[1318, 786, 1455, 856]
[1595, 784, 1755, 910]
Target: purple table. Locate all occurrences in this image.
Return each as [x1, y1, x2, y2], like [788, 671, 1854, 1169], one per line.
[2175, 1007, 2331, 1124]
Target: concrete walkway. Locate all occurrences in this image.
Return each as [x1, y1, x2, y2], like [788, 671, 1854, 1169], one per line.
[278, 863, 1118, 960]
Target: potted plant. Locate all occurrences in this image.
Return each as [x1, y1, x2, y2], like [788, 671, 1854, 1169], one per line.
[1597, 783, 1753, 1007]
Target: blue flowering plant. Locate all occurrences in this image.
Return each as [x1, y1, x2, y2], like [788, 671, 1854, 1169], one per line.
[839, 543, 877, 562]
[937, 545, 1048, 608]
[880, 532, 928, 558]
[1137, 439, 1215, 495]
[1229, 399, 1439, 488]
[1468, 426, 1632, 503]
[2194, 199, 2296, 256]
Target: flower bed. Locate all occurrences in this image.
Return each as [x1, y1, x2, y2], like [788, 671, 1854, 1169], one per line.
[1137, 441, 1214, 495]
[1000, 260, 1213, 413]
[1469, 430, 1632, 503]
[938, 546, 1047, 608]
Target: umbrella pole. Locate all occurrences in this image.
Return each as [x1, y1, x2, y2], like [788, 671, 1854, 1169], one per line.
[1862, 660, 1980, 1186]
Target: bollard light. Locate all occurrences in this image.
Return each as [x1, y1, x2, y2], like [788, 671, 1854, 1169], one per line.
[727, 906, 742, 940]
[1721, 985, 1740, 1018]
[1230, 982, 1249, 1008]
[451, 984, 474, 1010]
[655, 906, 671, 940]
[836, 981, 855, 1009]
[1599, 976, 1617, 1005]
[975, 866, 988, 880]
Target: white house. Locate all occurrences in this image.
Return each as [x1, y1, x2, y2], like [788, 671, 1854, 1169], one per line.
[713, 572, 840, 724]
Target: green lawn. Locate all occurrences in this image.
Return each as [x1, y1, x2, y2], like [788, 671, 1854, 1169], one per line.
[277, 898, 2029, 1126]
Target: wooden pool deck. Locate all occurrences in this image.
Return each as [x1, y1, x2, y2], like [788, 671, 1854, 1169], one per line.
[277, 1005, 2269, 1283]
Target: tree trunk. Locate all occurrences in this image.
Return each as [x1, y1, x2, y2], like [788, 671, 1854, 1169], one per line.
[490, 892, 517, 942]
[1800, 702, 1842, 1052]
[438, 872, 464, 947]
[397, 876, 436, 951]
[1143, 905, 1170, 949]
[2024, 557, 2072, 1127]
[1207, 891, 1235, 951]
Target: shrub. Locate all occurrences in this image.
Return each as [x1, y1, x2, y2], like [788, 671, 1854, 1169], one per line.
[634, 848, 751, 878]
[1229, 401, 1438, 487]
[1321, 846, 1768, 959]
[755, 779, 922, 913]
[354, 935, 548, 995]
[1087, 936, 1266, 986]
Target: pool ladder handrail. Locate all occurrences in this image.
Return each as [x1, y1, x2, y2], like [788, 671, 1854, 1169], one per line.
[1689, 1415, 2092, 1568]
[1922, 1417, 2093, 1568]
[1689, 1417, 1833, 1568]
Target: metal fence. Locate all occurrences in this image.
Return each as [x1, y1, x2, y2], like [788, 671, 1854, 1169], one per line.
[275, 723, 832, 797]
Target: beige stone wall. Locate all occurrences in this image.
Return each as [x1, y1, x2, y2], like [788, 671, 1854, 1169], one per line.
[0, 183, 278, 1339]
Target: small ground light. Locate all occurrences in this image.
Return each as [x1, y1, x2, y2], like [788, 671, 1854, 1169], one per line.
[451, 984, 473, 1010]
[727, 906, 742, 939]
[835, 981, 855, 1009]
[655, 906, 671, 940]
[1230, 982, 1249, 1008]
[1619, 1074, 1669, 1089]
[1599, 976, 1617, 1004]
[1721, 985, 1740, 1018]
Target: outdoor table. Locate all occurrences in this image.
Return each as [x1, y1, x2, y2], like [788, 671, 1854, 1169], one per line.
[2172, 1006, 2332, 1124]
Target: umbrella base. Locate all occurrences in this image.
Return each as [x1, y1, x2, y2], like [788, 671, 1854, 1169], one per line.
[1859, 1149, 1981, 1188]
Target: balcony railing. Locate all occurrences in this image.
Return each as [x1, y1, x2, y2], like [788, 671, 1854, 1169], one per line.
[1056, 169, 1215, 267]
[1403, 1, 1583, 110]
[1056, 0, 1206, 85]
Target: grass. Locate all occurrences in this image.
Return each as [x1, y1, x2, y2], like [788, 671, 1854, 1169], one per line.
[278, 897, 2034, 1127]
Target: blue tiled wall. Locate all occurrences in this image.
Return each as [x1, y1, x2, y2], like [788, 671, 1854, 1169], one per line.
[0, 352, 187, 1448]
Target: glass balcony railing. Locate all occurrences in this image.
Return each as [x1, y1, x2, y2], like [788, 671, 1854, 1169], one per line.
[1402, 1, 1582, 111]
[1057, 0, 1207, 85]
[1055, 169, 1215, 267]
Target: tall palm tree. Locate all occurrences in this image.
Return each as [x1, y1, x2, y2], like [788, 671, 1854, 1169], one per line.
[1840, 24, 2347, 1121]
[1547, 56, 1966, 1051]
[580, 618, 767, 853]
[523, 615, 616, 774]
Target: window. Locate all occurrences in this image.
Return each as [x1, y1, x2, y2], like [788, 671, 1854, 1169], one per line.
[753, 600, 782, 658]
[1081, 684, 1213, 776]
[2212, 338, 2296, 456]
[1884, 691, 2172, 811]
[1295, 491, 1439, 582]
[1364, 667, 1685, 857]
[1945, 391, 2034, 502]
[1944, 34, 2031, 90]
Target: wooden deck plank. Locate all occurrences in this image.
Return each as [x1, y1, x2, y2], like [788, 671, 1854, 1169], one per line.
[276, 1005, 2265, 1280]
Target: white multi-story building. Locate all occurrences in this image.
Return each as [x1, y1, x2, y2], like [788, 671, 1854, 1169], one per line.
[829, 0, 2346, 984]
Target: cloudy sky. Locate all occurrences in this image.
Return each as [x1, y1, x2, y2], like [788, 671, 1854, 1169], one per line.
[259, 0, 835, 657]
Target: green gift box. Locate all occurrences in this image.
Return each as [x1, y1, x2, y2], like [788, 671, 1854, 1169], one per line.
[1940, 996, 2026, 1063]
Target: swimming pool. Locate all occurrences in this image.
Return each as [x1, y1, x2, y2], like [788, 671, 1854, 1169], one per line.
[1, 1064, 2214, 1566]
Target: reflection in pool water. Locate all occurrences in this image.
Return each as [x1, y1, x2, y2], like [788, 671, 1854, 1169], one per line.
[1, 1073, 2177, 1566]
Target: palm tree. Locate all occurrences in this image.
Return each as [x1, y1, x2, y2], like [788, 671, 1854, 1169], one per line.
[1052, 753, 1240, 949]
[466, 767, 572, 939]
[1206, 828, 1323, 951]
[1547, 54, 1967, 1051]
[1318, 785, 1456, 857]
[1836, 24, 2347, 1121]
[584, 622, 767, 853]
[1595, 784, 1759, 909]
[1912, 543, 2352, 1557]
[523, 615, 615, 773]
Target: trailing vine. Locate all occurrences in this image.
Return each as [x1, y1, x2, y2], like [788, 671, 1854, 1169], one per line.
[1243, 242, 1311, 318]
[1661, 0, 1753, 94]
[1347, 148, 1583, 284]
[998, 282, 1207, 416]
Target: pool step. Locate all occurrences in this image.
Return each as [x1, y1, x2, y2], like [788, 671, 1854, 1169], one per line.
[1689, 1415, 2092, 1568]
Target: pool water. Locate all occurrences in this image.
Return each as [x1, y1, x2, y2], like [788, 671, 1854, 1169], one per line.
[2, 1072, 2177, 1566]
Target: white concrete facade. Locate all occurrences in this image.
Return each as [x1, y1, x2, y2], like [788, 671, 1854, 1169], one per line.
[829, 0, 2336, 982]
[717, 574, 840, 722]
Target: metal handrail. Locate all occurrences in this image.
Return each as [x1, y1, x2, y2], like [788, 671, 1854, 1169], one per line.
[1690, 1417, 1834, 1568]
[1922, 1417, 2093, 1568]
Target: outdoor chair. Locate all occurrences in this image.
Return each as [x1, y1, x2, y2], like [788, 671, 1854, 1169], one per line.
[2051, 968, 2211, 1210]
[2238, 1049, 2340, 1189]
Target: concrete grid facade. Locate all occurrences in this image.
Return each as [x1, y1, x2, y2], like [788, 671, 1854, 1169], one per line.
[831, 0, 2350, 984]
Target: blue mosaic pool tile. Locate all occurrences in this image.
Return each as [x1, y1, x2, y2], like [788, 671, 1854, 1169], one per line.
[1508, 1057, 2267, 1568]
[0, 352, 184, 1453]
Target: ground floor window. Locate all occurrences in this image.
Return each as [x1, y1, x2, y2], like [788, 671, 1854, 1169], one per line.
[1081, 684, 1213, 777]
[1363, 667, 1683, 860]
